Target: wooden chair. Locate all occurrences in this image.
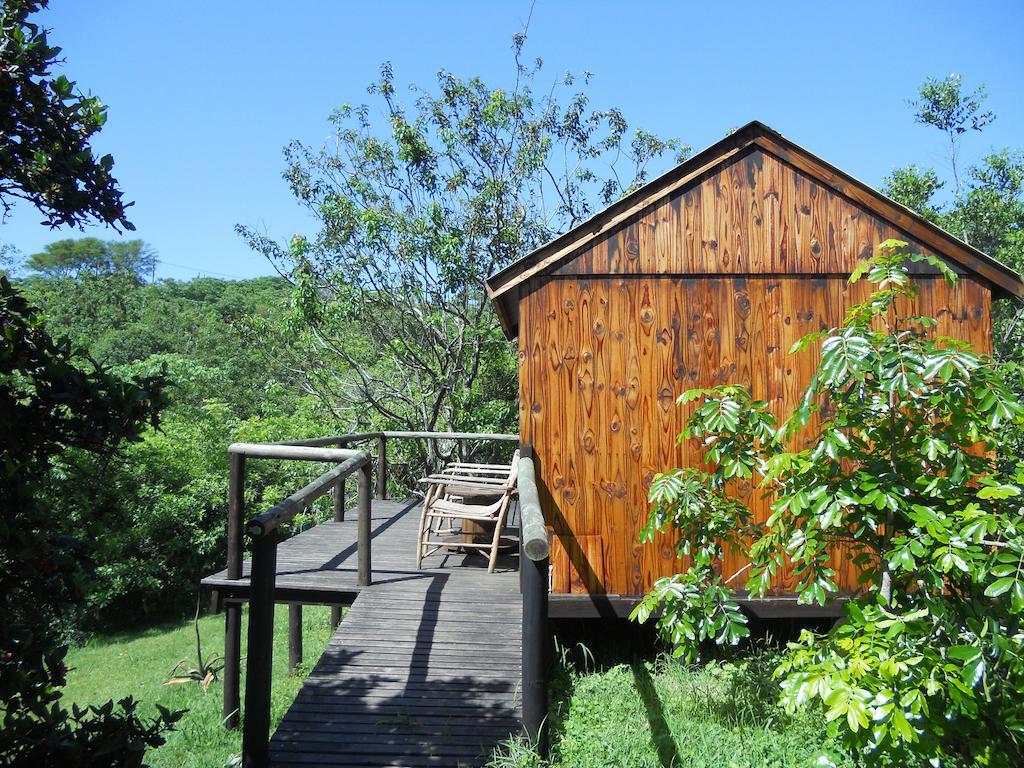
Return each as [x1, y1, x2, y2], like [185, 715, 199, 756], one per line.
[415, 450, 520, 573]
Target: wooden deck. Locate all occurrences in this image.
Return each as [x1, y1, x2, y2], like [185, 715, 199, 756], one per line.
[201, 499, 523, 767]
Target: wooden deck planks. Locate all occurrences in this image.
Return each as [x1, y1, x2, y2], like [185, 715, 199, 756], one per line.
[201, 499, 522, 767]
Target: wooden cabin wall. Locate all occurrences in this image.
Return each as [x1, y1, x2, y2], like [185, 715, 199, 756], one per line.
[517, 147, 992, 597]
[550, 148, 960, 278]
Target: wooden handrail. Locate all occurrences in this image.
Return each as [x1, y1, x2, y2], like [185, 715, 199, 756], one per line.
[517, 452, 549, 755]
[246, 454, 369, 537]
[228, 443, 365, 461]
[518, 455, 550, 561]
[220, 429, 521, 759]
[241, 453, 373, 767]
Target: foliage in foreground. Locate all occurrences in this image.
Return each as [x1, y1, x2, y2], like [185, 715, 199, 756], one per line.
[633, 241, 1024, 766]
[61, 605, 334, 768]
[488, 651, 850, 768]
[0, 0, 132, 228]
[0, 276, 181, 764]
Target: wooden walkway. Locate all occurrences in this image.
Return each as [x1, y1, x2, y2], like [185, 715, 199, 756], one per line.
[201, 499, 523, 767]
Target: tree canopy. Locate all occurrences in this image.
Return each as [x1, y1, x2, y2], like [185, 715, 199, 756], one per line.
[25, 237, 157, 279]
[241, 39, 686, 462]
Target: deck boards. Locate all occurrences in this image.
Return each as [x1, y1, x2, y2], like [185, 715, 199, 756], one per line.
[201, 499, 523, 767]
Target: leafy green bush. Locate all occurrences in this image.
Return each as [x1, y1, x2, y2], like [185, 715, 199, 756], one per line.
[0, 277, 181, 765]
[633, 241, 1024, 765]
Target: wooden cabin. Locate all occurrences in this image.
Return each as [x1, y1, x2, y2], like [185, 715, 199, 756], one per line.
[486, 121, 1024, 615]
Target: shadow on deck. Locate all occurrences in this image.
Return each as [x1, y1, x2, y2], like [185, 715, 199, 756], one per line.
[201, 499, 523, 767]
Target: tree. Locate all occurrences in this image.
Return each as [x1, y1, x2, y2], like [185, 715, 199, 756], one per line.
[909, 74, 994, 202]
[240, 36, 686, 463]
[0, 3, 182, 762]
[0, 1, 132, 229]
[633, 241, 1024, 766]
[25, 237, 157, 279]
[0, 276, 180, 764]
[885, 76, 1024, 372]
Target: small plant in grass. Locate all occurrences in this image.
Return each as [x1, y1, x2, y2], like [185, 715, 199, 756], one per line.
[164, 598, 225, 691]
[632, 240, 1024, 766]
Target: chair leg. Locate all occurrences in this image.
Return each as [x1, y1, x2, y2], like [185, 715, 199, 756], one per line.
[415, 487, 435, 569]
[487, 500, 511, 574]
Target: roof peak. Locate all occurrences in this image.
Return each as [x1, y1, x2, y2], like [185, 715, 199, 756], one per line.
[486, 121, 1023, 338]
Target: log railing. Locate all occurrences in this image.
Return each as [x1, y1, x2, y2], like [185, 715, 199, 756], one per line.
[517, 452, 550, 755]
[238, 446, 373, 768]
[220, 430, 519, 763]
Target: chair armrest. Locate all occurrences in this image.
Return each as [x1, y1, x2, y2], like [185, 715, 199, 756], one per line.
[418, 476, 510, 493]
[444, 463, 511, 473]
[421, 473, 507, 485]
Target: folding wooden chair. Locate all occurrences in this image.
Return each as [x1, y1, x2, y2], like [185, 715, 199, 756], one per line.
[415, 450, 520, 573]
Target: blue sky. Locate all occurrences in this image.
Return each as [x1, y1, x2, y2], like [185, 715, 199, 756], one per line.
[3, 1, 1023, 280]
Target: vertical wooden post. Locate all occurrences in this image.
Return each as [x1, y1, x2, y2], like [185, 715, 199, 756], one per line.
[375, 435, 387, 500]
[333, 478, 345, 522]
[522, 542, 549, 755]
[242, 533, 277, 768]
[223, 602, 242, 728]
[334, 438, 347, 521]
[224, 451, 245, 729]
[357, 462, 372, 587]
[288, 603, 303, 674]
[330, 605, 342, 629]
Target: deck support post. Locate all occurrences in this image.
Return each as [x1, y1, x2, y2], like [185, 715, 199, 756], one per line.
[288, 603, 303, 674]
[224, 451, 245, 729]
[223, 603, 242, 728]
[330, 605, 342, 629]
[242, 533, 278, 768]
[357, 463, 372, 587]
[375, 435, 387, 500]
[521, 544, 549, 755]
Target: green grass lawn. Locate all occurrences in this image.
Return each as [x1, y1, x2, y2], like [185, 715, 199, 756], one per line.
[62, 605, 335, 768]
[491, 650, 853, 768]
[65, 611, 846, 768]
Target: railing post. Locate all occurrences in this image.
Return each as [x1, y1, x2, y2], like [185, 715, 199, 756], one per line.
[242, 532, 278, 768]
[288, 603, 302, 674]
[522, 541, 549, 754]
[335, 438, 348, 521]
[358, 462, 372, 587]
[375, 435, 387, 500]
[224, 451, 245, 729]
[333, 479, 345, 522]
[518, 452, 550, 755]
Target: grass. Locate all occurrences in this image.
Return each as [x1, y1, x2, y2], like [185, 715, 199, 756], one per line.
[62, 604, 335, 768]
[64, 610, 848, 768]
[489, 647, 853, 768]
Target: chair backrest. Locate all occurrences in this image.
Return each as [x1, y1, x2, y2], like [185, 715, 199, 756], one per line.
[504, 449, 521, 490]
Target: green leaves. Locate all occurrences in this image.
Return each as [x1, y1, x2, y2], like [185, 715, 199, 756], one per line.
[818, 328, 874, 384]
[634, 238, 1024, 766]
[1, 0, 132, 229]
[631, 573, 750, 663]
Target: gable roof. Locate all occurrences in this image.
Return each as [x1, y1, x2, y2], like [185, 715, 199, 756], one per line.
[485, 120, 1024, 338]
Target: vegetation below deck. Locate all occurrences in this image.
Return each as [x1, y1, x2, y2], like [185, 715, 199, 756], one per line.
[61, 605, 335, 768]
[489, 648, 851, 768]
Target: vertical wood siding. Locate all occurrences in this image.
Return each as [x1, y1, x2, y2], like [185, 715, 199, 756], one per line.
[519, 147, 992, 596]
